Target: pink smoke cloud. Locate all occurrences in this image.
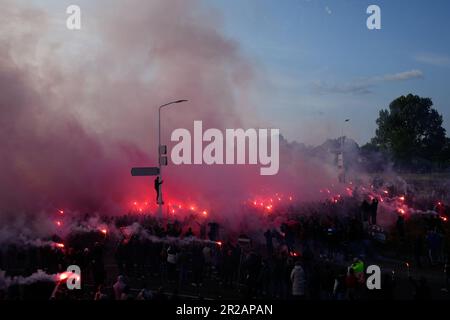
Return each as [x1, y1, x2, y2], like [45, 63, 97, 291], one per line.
[0, 0, 336, 231]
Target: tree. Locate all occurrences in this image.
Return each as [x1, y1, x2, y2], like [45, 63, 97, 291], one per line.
[371, 94, 447, 168]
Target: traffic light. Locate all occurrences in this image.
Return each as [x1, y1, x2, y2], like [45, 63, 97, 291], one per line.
[159, 145, 168, 166]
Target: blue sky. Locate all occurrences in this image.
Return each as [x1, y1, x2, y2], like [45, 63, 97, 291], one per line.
[24, 0, 450, 145]
[209, 0, 450, 144]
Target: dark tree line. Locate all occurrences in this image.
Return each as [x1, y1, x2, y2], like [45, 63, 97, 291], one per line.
[363, 94, 450, 171]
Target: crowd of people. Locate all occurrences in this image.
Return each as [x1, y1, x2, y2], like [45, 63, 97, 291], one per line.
[0, 197, 449, 301]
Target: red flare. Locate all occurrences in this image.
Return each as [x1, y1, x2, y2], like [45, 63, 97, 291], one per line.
[58, 272, 80, 282]
[58, 273, 68, 281]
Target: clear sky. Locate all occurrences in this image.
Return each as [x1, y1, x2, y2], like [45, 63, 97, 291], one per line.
[23, 0, 450, 145]
[209, 0, 450, 145]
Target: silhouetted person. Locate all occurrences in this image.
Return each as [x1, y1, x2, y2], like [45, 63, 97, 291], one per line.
[396, 214, 405, 240]
[409, 276, 431, 300]
[370, 199, 379, 225]
[154, 176, 163, 204]
[208, 222, 219, 241]
[184, 227, 194, 237]
[360, 200, 370, 223]
[264, 229, 273, 255]
[379, 272, 396, 300]
[94, 285, 109, 300]
[290, 260, 306, 300]
[413, 234, 423, 268]
[443, 254, 450, 292]
[113, 275, 126, 300]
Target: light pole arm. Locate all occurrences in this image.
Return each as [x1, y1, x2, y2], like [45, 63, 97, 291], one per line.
[158, 100, 188, 149]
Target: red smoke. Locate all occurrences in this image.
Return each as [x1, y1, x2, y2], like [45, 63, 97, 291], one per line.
[0, 0, 336, 230]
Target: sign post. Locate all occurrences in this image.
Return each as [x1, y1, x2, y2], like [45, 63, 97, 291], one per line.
[130, 100, 187, 219]
[131, 166, 161, 216]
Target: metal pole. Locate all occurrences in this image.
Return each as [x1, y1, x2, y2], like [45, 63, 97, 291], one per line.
[341, 119, 350, 184]
[157, 100, 188, 219]
[158, 106, 163, 219]
[341, 125, 344, 183]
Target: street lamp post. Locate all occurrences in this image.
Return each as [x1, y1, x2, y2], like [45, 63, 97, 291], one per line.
[157, 99, 188, 218]
[340, 119, 350, 183]
[341, 119, 350, 152]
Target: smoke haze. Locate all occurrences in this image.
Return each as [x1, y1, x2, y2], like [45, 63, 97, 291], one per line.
[0, 0, 337, 233]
